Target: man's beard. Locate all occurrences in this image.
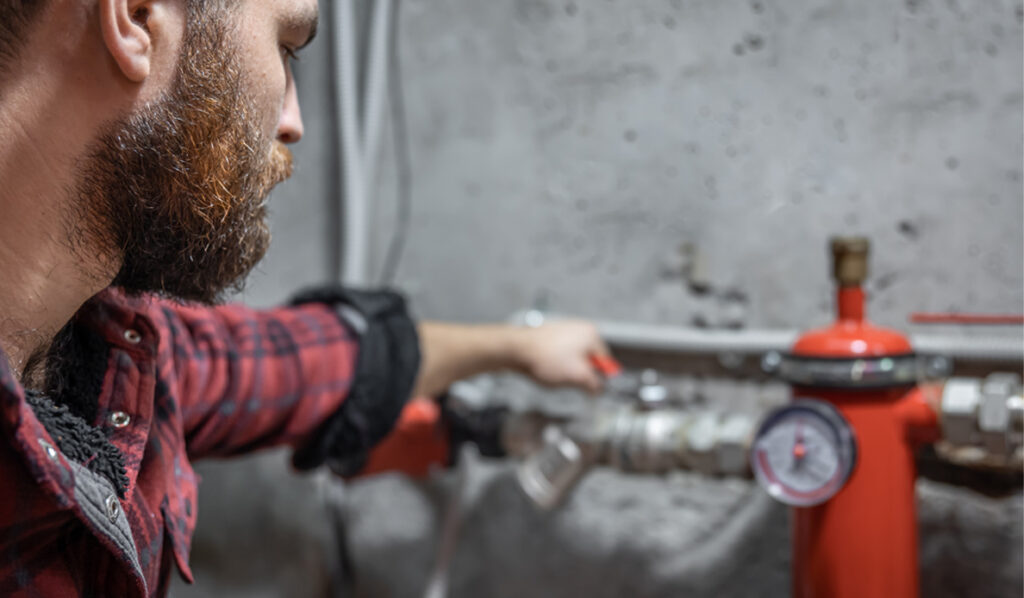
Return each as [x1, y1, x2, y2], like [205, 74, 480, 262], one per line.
[74, 11, 293, 304]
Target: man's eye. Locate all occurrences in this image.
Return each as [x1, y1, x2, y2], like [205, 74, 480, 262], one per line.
[281, 46, 300, 62]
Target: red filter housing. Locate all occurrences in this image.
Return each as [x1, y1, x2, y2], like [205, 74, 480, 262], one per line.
[786, 238, 938, 598]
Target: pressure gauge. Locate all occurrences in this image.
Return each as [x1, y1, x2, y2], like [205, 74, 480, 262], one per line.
[751, 400, 857, 507]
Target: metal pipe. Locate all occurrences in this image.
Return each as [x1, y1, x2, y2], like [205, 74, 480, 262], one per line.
[590, 319, 1023, 363]
[594, 320, 797, 355]
[909, 334, 1022, 363]
[513, 310, 1021, 363]
[513, 405, 757, 510]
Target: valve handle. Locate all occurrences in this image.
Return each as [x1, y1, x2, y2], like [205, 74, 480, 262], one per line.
[589, 354, 623, 378]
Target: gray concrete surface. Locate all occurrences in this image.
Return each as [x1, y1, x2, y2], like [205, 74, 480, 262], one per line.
[173, 0, 1023, 596]
[370, 0, 1023, 333]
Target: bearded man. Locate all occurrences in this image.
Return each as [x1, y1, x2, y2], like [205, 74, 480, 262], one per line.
[0, 1, 612, 595]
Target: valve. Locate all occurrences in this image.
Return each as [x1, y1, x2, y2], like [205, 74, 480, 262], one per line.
[511, 402, 757, 510]
[938, 373, 1024, 469]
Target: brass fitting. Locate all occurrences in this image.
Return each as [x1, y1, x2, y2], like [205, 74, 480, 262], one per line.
[831, 237, 869, 286]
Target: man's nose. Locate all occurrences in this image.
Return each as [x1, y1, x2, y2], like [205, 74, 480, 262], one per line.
[277, 75, 304, 144]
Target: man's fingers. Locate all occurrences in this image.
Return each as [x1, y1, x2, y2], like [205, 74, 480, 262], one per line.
[580, 368, 604, 395]
[590, 337, 612, 357]
[520, 320, 616, 394]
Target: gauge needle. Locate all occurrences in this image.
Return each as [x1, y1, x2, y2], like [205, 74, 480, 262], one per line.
[793, 420, 807, 460]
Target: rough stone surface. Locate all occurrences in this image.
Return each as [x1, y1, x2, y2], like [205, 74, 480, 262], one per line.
[173, 0, 1023, 596]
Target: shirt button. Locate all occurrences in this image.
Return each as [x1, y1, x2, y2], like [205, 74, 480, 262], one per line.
[105, 494, 120, 523]
[37, 438, 59, 462]
[109, 411, 131, 428]
[123, 329, 142, 344]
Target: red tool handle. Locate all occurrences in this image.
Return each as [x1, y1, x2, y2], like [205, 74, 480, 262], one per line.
[589, 354, 622, 378]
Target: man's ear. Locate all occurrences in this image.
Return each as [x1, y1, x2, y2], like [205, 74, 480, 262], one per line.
[98, 0, 154, 82]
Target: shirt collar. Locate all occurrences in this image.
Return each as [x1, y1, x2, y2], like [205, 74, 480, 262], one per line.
[0, 287, 160, 425]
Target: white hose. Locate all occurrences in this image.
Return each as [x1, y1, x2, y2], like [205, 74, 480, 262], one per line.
[336, 0, 369, 285]
[363, 0, 393, 195]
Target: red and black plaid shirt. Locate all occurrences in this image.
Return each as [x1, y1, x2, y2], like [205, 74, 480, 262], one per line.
[0, 287, 369, 597]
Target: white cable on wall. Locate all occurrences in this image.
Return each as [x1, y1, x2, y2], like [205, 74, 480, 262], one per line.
[336, 0, 369, 286]
[363, 0, 393, 196]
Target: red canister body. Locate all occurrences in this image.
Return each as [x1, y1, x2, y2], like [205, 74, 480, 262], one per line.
[788, 286, 938, 598]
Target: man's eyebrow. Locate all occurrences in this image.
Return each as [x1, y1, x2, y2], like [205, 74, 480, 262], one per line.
[283, 6, 319, 50]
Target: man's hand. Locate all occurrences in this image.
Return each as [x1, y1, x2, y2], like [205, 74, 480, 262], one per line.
[510, 320, 611, 395]
[413, 320, 614, 398]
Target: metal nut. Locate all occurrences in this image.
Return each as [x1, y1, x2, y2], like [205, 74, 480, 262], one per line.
[979, 373, 1022, 453]
[682, 413, 719, 473]
[1008, 394, 1024, 434]
[502, 411, 557, 458]
[637, 384, 669, 407]
[715, 414, 755, 475]
[941, 378, 982, 446]
[517, 425, 590, 510]
[761, 351, 783, 374]
[626, 411, 686, 472]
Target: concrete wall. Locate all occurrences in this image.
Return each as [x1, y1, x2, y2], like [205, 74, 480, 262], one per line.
[173, 0, 1023, 596]
[371, 0, 1023, 332]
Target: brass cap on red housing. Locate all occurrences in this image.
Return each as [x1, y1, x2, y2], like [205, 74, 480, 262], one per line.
[831, 237, 869, 286]
[792, 237, 913, 359]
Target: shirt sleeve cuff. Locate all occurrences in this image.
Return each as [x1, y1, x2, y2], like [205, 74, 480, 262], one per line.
[288, 286, 421, 475]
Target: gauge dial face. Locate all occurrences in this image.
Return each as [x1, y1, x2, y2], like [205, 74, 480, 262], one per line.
[751, 400, 856, 507]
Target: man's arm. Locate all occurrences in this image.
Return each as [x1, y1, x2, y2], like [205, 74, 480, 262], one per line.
[414, 320, 611, 398]
[153, 298, 374, 463]
[351, 321, 614, 479]
[153, 288, 609, 471]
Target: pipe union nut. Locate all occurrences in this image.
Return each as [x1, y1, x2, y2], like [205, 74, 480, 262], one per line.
[979, 373, 1023, 453]
[941, 378, 983, 446]
[683, 414, 720, 473]
[715, 414, 755, 476]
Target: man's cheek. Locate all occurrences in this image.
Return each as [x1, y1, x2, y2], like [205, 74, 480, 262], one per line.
[251, 68, 290, 142]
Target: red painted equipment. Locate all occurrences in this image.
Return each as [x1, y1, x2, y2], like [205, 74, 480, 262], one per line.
[909, 312, 1024, 325]
[589, 354, 623, 379]
[358, 398, 450, 478]
[361, 354, 624, 479]
[785, 238, 940, 598]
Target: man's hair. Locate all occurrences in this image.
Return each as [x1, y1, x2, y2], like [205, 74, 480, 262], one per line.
[0, 0, 45, 71]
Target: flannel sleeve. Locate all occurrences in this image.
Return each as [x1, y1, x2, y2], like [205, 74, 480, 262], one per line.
[153, 288, 420, 468]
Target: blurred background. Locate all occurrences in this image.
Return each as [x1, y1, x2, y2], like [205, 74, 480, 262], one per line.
[172, 0, 1023, 596]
